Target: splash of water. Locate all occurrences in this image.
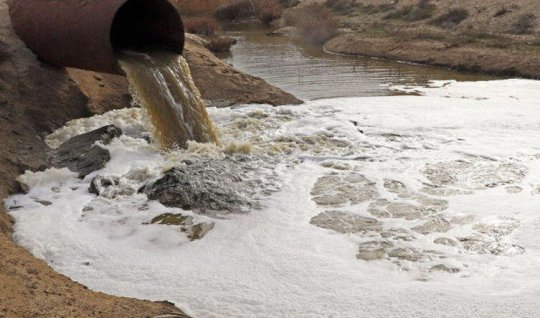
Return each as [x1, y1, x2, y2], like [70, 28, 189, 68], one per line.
[119, 50, 218, 150]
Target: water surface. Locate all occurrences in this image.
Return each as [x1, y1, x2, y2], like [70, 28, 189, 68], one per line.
[225, 25, 497, 100]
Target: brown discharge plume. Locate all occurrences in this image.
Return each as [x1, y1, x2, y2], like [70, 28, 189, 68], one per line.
[119, 50, 218, 150]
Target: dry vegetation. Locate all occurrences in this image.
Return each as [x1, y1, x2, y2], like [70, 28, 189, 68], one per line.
[284, 3, 338, 43]
[429, 8, 470, 29]
[0, 39, 8, 63]
[510, 13, 536, 34]
[259, 0, 284, 25]
[175, 0, 238, 52]
[184, 16, 222, 36]
[177, 0, 539, 53]
[383, 0, 435, 22]
[325, 0, 358, 14]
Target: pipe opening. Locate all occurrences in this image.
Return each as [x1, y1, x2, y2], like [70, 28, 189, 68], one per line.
[111, 0, 184, 54]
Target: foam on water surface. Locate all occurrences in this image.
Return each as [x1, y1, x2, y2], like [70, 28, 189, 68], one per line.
[7, 80, 540, 317]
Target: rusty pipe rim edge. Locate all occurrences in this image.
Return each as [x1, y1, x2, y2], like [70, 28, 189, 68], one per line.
[8, 0, 185, 75]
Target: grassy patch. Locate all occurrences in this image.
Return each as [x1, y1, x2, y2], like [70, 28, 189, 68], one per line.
[493, 7, 508, 18]
[0, 40, 9, 64]
[213, 0, 257, 21]
[509, 14, 536, 35]
[325, 0, 358, 14]
[384, 0, 436, 22]
[176, 0, 225, 16]
[534, 32, 540, 46]
[360, 3, 396, 14]
[430, 8, 469, 29]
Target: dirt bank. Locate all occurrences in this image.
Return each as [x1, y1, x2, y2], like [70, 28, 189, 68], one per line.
[325, 34, 540, 78]
[299, 0, 540, 78]
[69, 37, 302, 114]
[0, 0, 300, 316]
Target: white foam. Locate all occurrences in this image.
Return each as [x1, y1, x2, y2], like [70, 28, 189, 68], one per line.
[6, 79, 540, 317]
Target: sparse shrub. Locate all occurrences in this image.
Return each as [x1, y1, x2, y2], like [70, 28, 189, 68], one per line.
[206, 36, 237, 52]
[0, 40, 9, 64]
[493, 7, 508, 18]
[510, 14, 536, 34]
[258, 0, 283, 24]
[176, 0, 224, 16]
[213, 0, 257, 21]
[534, 32, 540, 46]
[430, 8, 469, 29]
[384, 0, 435, 22]
[279, 0, 299, 8]
[360, 3, 396, 14]
[325, 0, 358, 14]
[284, 4, 338, 44]
[184, 16, 222, 36]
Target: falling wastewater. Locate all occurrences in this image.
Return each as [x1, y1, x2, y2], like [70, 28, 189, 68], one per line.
[118, 50, 219, 150]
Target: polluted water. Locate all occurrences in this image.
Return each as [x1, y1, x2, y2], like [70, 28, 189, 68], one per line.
[119, 50, 218, 150]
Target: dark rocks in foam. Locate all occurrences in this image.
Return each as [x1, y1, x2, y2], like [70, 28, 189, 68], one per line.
[141, 159, 254, 214]
[49, 125, 122, 178]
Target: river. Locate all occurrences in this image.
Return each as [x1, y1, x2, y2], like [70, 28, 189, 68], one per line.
[224, 24, 496, 100]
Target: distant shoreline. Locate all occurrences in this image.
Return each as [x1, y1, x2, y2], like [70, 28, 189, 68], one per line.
[324, 32, 540, 80]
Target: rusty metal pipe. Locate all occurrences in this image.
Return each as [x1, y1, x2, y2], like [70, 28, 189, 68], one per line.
[8, 0, 185, 75]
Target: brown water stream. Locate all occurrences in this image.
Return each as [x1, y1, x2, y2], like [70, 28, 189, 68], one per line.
[224, 25, 498, 100]
[119, 50, 218, 150]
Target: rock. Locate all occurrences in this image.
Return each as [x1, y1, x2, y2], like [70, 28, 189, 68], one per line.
[149, 213, 194, 226]
[147, 213, 213, 241]
[50, 125, 122, 178]
[310, 211, 382, 234]
[142, 163, 252, 214]
[188, 222, 215, 240]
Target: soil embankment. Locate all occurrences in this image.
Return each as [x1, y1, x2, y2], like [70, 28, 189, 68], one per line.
[69, 37, 302, 114]
[299, 0, 540, 78]
[0, 0, 299, 316]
